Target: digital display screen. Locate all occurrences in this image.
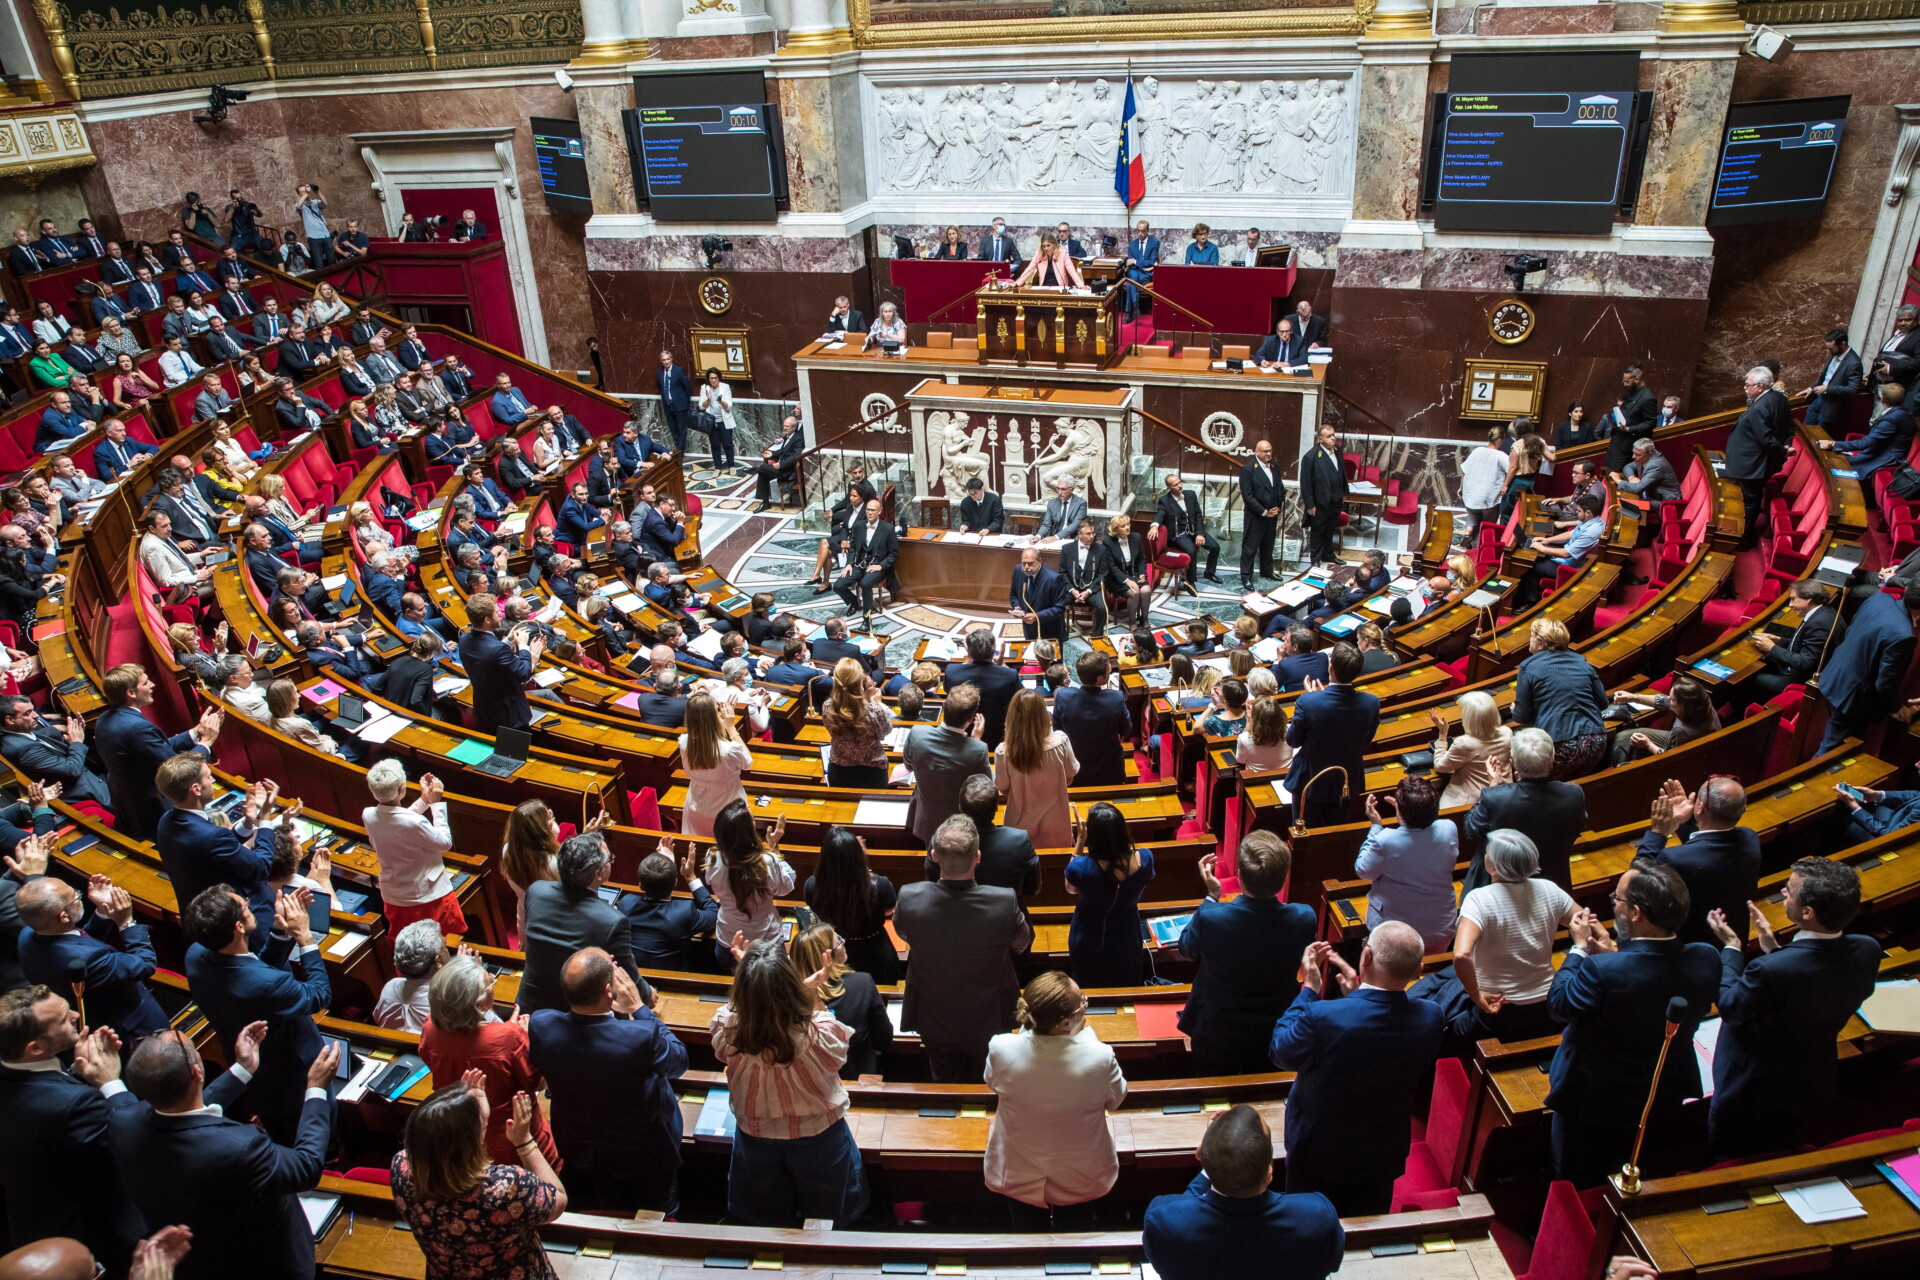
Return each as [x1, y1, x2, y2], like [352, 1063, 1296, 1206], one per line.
[530, 116, 592, 212]
[1433, 51, 1641, 236]
[1708, 96, 1850, 227]
[632, 104, 777, 222]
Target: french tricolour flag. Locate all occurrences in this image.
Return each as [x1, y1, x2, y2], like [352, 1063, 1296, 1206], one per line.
[1115, 74, 1146, 208]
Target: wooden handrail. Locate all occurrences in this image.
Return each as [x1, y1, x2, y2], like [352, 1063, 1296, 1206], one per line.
[1131, 280, 1215, 335]
[1136, 404, 1245, 476]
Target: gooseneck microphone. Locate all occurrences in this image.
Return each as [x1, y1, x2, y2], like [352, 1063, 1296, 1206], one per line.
[1615, 995, 1689, 1195]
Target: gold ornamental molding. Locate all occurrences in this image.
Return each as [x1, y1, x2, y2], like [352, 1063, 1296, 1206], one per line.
[31, 0, 580, 98]
[1737, 0, 1920, 19]
[846, 0, 1373, 49]
[0, 105, 97, 183]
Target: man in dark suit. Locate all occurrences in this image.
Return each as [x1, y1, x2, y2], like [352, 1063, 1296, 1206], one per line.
[0, 306, 34, 357]
[1546, 859, 1718, 1186]
[1802, 328, 1864, 428]
[1269, 923, 1443, 1215]
[1603, 363, 1659, 475]
[1820, 382, 1916, 481]
[126, 266, 166, 315]
[34, 393, 87, 452]
[895, 814, 1033, 1081]
[17, 874, 168, 1044]
[0, 695, 112, 810]
[825, 296, 867, 335]
[297, 622, 389, 695]
[1143, 1104, 1343, 1280]
[273, 380, 329, 436]
[656, 349, 694, 453]
[1637, 776, 1761, 947]
[622, 848, 719, 970]
[904, 684, 990, 844]
[1299, 423, 1348, 567]
[943, 625, 1023, 748]
[978, 217, 1022, 269]
[809, 615, 878, 674]
[1814, 581, 1920, 753]
[459, 593, 541, 731]
[1266, 627, 1328, 694]
[1461, 727, 1587, 892]
[202, 313, 247, 363]
[1154, 471, 1219, 587]
[0, 991, 146, 1273]
[107, 1022, 335, 1280]
[1747, 579, 1843, 704]
[94, 665, 219, 840]
[1285, 643, 1378, 828]
[1255, 318, 1307, 370]
[1238, 439, 1282, 587]
[528, 945, 688, 1212]
[921, 774, 1042, 898]
[635, 668, 688, 729]
[956, 476, 1005, 534]
[1009, 547, 1067, 641]
[835, 498, 900, 619]
[1292, 299, 1329, 347]
[763, 635, 824, 691]
[6, 227, 48, 273]
[1122, 218, 1159, 317]
[98, 243, 136, 285]
[1705, 858, 1881, 1158]
[557, 480, 608, 548]
[752, 415, 805, 511]
[1724, 366, 1781, 550]
[1179, 832, 1318, 1075]
[216, 275, 258, 320]
[1054, 650, 1131, 786]
[1058, 518, 1111, 633]
[636, 490, 686, 564]
[518, 835, 646, 1013]
[182, 885, 331, 1145]
[616, 420, 669, 478]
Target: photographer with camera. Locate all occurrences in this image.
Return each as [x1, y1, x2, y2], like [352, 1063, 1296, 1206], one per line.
[223, 189, 266, 253]
[179, 191, 218, 243]
[295, 183, 333, 267]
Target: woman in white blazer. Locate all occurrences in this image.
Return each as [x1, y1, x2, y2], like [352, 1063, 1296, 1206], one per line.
[697, 367, 737, 468]
[984, 970, 1127, 1226]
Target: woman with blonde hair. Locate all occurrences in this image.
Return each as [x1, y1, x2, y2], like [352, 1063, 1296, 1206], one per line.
[1227, 647, 1255, 680]
[1429, 690, 1512, 808]
[256, 472, 319, 538]
[1245, 666, 1278, 700]
[1014, 235, 1084, 288]
[681, 689, 752, 837]
[1103, 512, 1151, 629]
[351, 498, 417, 562]
[371, 382, 406, 435]
[995, 688, 1079, 849]
[822, 656, 890, 788]
[789, 922, 892, 1077]
[347, 395, 390, 451]
[1231, 615, 1260, 649]
[308, 280, 350, 326]
[391, 1076, 566, 1280]
[710, 941, 866, 1225]
[932, 225, 968, 260]
[984, 969, 1127, 1228]
[165, 619, 224, 684]
[266, 677, 340, 756]
[1513, 617, 1607, 779]
[1430, 552, 1477, 603]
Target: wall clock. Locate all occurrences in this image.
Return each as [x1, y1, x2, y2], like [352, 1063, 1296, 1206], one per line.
[699, 277, 732, 315]
[1489, 298, 1536, 345]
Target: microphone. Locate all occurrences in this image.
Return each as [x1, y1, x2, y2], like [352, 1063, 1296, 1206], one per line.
[67, 957, 88, 1032]
[1615, 996, 1690, 1195]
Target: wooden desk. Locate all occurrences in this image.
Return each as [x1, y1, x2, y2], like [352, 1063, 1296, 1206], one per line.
[892, 527, 1067, 611]
[974, 282, 1123, 368]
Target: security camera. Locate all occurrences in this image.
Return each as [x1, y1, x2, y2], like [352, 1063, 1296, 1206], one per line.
[554, 69, 575, 92]
[192, 83, 250, 125]
[700, 234, 733, 269]
[1745, 25, 1793, 62]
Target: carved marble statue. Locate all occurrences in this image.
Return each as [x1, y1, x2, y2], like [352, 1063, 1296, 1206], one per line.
[873, 72, 1351, 197]
[1031, 417, 1107, 505]
[923, 411, 993, 497]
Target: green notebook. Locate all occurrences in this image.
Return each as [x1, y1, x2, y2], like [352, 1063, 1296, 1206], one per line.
[446, 738, 496, 766]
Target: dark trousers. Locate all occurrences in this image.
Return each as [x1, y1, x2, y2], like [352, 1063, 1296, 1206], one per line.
[1736, 478, 1767, 549]
[1552, 1111, 1634, 1189]
[562, 1163, 678, 1217]
[1284, 1164, 1394, 1217]
[1305, 506, 1341, 565]
[827, 762, 888, 788]
[700, 419, 736, 466]
[1816, 705, 1869, 755]
[925, 1046, 986, 1083]
[1242, 513, 1277, 582]
[1066, 587, 1108, 633]
[1168, 532, 1218, 582]
[753, 462, 791, 502]
[835, 564, 888, 613]
[1021, 612, 1065, 642]
[306, 235, 335, 268]
[662, 403, 689, 452]
[727, 1120, 869, 1228]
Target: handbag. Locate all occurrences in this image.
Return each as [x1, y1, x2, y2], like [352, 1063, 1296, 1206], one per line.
[1400, 749, 1436, 774]
[1889, 462, 1920, 501]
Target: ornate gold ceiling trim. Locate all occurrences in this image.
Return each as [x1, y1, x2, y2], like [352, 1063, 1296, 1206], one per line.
[1736, 0, 1920, 19]
[846, 0, 1373, 49]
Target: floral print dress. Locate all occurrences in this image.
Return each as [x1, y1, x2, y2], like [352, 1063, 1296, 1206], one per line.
[391, 1153, 561, 1280]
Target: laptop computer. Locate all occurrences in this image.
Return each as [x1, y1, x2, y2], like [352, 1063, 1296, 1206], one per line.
[470, 725, 531, 778]
[335, 693, 370, 730]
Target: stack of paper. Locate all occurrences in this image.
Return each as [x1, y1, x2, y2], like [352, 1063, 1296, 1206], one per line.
[1776, 1178, 1866, 1224]
[1860, 979, 1920, 1034]
[687, 629, 726, 660]
[608, 592, 647, 615]
[531, 667, 567, 688]
[852, 799, 912, 827]
[353, 711, 408, 744]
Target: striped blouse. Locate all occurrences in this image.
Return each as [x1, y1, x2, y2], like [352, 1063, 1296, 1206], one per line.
[710, 1006, 852, 1140]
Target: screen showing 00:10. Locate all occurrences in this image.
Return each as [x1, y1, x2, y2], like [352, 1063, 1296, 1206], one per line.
[637, 104, 773, 200]
[1435, 91, 1631, 234]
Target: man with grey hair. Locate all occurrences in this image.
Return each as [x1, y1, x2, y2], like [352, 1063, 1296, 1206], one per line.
[608, 518, 643, 578]
[1724, 365, 1781, 549]
[1270, 922, 1443, 1215]
[636, 666, 686, 729]
[519, 833, 645, 1013]
[1637, 776, 1760, 949]
[371, 919, 467, 1032]
[1613, 438, 1679, 510]
[1461, 726, 1586, 893]
[893, 813, 1033, 1081]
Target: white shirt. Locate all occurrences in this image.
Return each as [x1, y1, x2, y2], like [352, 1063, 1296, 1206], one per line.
[1458, 878, 1575, 1003]
[1461, 444, 1510, 510]
[140, 532, 197, 588]
[678, 735, 752, 837]
[158, 349, 203, 387]
[984, 1026, 1128, 1207]
[703, 851, 796, 944]
[362, 801, 455, 906]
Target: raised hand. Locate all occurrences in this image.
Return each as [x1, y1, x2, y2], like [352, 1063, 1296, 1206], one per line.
[129, 1225, 193, 1280]
[505, 1091, 536, 1148]
[235, 1020, 269, 1074]
[1747, 900, 1780, 954]
[610, 965, 644, 1016]
[72, 1026, 123, 1086]
[1300, 940, 1331, 993]
[1662, 778, 1696, 828]
[86, 873, 116, 914]
[305, 1041, 341, 1089]
[4, 835, 48, 879]
[1324, 948, 1360, 995]
[1197, 852, 1221, 900]
[1706, 907, 1741, 949]
[729, 930, 750, 963]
